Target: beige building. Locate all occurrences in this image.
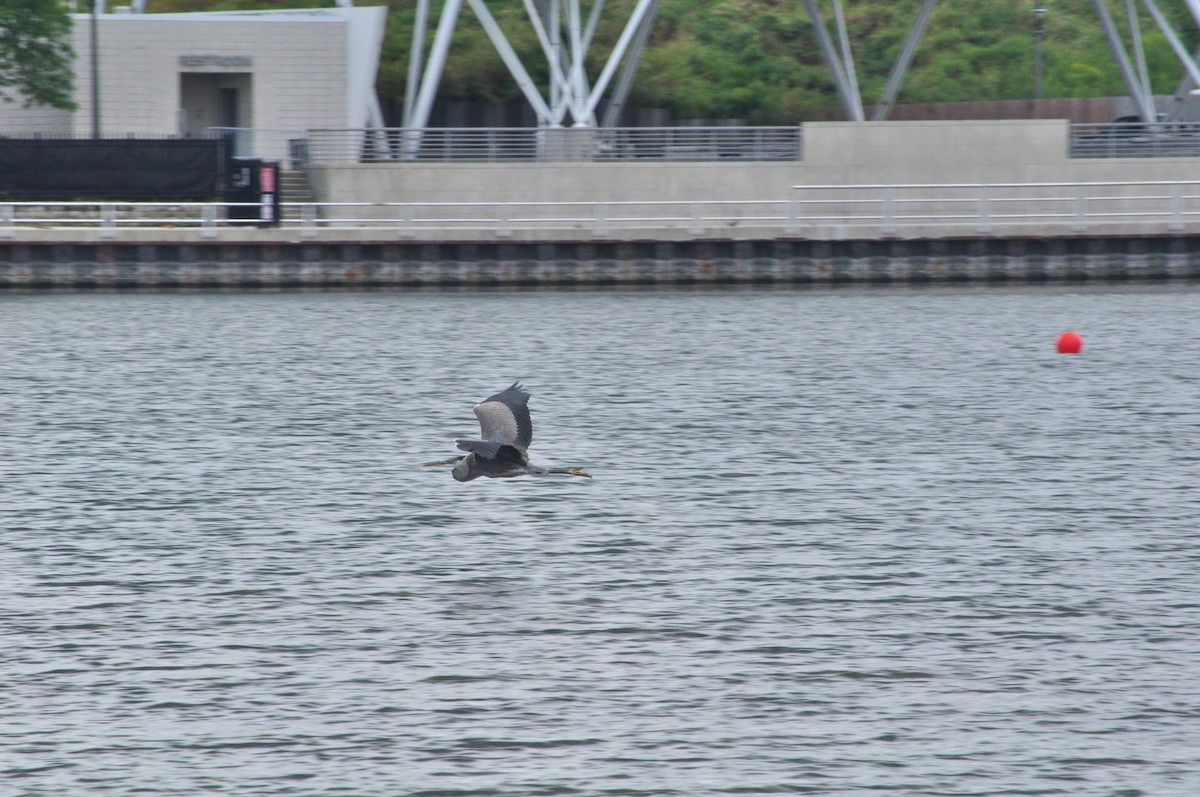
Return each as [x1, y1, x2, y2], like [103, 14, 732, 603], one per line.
[0, 6, 386, 159]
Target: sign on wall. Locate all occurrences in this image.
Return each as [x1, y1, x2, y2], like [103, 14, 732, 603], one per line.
[179, 55, 254, 68]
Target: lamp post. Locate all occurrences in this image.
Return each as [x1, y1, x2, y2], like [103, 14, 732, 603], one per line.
[1034, 3, 1046, 100]
[90, 1, 100, 137]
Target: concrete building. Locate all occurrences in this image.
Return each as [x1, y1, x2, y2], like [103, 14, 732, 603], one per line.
[0, 6, 387, 159]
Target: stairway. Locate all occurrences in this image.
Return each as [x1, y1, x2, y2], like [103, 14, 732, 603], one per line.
[279, 168, 318, 222]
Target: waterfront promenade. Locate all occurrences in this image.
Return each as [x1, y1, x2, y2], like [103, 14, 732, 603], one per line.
[4, 120, 1200, 288]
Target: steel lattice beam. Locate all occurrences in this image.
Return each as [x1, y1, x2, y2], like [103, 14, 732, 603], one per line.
[398, 0, 1200, 131]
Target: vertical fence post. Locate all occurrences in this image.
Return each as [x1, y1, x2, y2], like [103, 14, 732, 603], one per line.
[593, 201, 610, 237]
[396, 203, 415, 239]
[976, 184, 992, 234]
[1169, 181, 1185, 231]
[301, 203, 318, 238]
[785, 187, 800, 235]
[201, 203, 218, 238]
[1073, 188, 1089, 233]
[880, 186, 897, 237]
[100, 203, 117, 239]
[496, 202, 513, 238]
[687, 201, 705, 236]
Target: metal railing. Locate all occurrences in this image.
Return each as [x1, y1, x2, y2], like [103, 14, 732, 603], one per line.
[303, 126, 803, 164]
[204, 127, 307, 166]
[0, 202, 272, 238]
[298, 121, 1200, 164]
[1069, 121, 1200, 158]
[0, 132, 186, 140]
[790, 181, 1200, 234]
[4, 181, 1200, 239]
[17, 123, 1200, 165]
[18, 122, 1200, 165]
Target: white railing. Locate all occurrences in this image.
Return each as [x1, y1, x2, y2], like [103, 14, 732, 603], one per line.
[791, 181, 1200, 235]
[0, 202, 270, 238]
[3, 182, 1200, 239]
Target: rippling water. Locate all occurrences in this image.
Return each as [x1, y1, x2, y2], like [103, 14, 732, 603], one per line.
[3, 286, 1199, 796]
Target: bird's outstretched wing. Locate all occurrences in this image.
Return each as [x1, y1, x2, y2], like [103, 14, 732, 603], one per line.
[471, 382, 533, 450]
[455, 438, 504, 458]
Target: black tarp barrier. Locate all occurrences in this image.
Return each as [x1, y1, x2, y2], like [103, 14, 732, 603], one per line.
[0, 139, 225, 201]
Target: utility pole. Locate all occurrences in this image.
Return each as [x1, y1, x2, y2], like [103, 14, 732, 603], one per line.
[1034, 4, 1047, 100]
[90, 1, 101, 137]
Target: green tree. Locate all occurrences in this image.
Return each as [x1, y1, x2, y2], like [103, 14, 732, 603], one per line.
[0, 0, 75, 109]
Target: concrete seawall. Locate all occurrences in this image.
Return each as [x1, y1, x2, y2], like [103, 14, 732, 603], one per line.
[3, 236, 1199, 290]
[8, 120, 1200, 290]
[308, 121, 1200, 226]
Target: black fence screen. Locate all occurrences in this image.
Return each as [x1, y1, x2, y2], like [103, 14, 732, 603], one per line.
[0, 138, 225, 201]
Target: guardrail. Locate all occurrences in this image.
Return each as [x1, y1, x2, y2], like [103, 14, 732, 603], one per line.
[790, 181, 1200, 235]
[20, 123, 1200, 165]
[303, 126, 803, 164]
[1069, 121, 1200, 158]
[18, 123, 1200, 166]
[3, 181, 1199, 240]
[298, 121, 1200, 163]
[0, 202, 273, 238]
[204, 127, 307, 166]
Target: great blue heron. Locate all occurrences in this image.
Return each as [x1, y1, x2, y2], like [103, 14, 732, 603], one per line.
[424, 382, 591, 481]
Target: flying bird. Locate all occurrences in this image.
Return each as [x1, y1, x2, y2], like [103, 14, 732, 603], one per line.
[424, 382, 591, 481]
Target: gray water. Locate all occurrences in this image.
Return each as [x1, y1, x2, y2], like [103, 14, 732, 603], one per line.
[3, 287, 1199, 797]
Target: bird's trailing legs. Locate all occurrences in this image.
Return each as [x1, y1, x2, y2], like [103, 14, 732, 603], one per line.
[423, 456, 591, 478]
[540, 466, 592, 478]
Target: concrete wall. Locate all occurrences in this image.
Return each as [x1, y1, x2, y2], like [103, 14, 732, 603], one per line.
[801, 120, 1069, 184]
[73, 13, 348, 136]
[0, 91, 72, 136]
[307, 120, 1200, 237]
[311, 120, 1200, 207]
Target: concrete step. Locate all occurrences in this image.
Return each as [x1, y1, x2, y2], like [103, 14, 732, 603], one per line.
[279, 170, 317, 220]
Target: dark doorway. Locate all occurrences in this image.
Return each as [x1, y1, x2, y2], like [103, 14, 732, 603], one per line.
[179, 72, 252, 138]
[220, 88, 239, 128]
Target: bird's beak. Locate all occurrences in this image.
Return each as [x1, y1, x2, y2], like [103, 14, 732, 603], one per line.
[567, 468, 592, 478]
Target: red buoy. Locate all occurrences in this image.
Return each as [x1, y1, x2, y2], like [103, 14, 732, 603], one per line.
[1056, 331, 1083, 354]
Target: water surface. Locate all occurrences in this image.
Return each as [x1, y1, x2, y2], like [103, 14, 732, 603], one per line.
[3, 287, 1199, 795]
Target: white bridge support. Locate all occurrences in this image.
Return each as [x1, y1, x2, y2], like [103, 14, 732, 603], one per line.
[402, 0, 659, 138]
[1093, 0, 1158, 122]
[805, 0, 1200, 125]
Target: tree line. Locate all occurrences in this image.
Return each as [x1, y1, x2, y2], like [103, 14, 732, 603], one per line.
[5, 0, 1199, 122]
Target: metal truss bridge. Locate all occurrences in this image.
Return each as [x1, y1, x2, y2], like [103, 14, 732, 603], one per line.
[398, 0, 1200, 131]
